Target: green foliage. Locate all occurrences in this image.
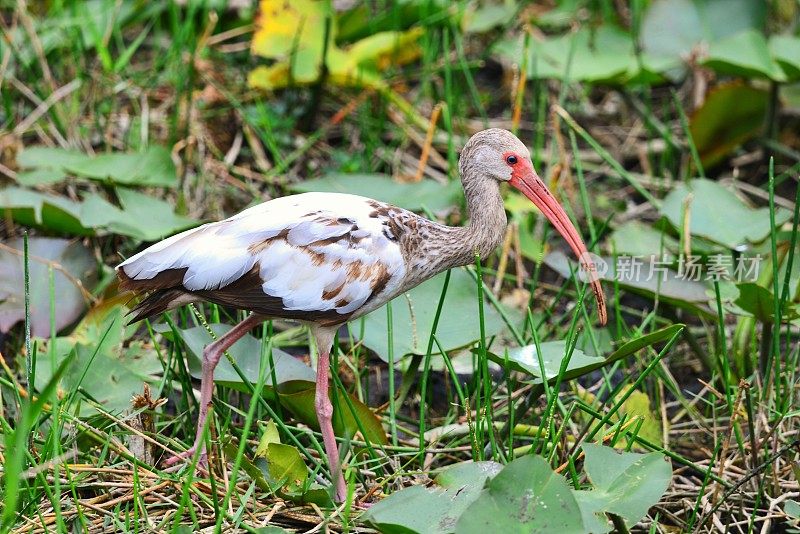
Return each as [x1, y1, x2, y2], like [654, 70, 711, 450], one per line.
[2, 145, 196, 240]
[256, 420, 308, 494]
[363, 461, 503, 534]
[661, 179, 793, 249]
[456, 456, 585, 533]
[18, 145, 178, 187]
[575, 444, 672, 531]
[365, 446, 672, 534]
[33, 302, 162, 416]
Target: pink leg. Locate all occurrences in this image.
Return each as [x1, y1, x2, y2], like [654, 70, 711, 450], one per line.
[165, 314, 265, 468]
[312, 326, 347, 502]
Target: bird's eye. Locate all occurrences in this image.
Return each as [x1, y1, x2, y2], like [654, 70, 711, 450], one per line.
[506, 155, 518, 165]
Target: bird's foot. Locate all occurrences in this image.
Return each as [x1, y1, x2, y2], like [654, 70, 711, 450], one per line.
[162, 447, 208, 473]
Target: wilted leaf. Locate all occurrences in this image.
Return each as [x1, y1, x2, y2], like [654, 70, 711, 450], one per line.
[291, 173, 461, 213]
[249, 0, 421, 91]
[0, 237, 95, 336]
[250, 0, 330, 83]
[574, 443, 672, 530]
[455, 455, 585, 533]
[355, 268, 515, 362]
[661, 179, 792, 248]
[278, 380, 387, 445]
[362, 461, 502, 534]
[688, 82, 769, 168]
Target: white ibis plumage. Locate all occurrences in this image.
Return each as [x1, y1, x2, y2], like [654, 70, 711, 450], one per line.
[116, 128, 606, 501]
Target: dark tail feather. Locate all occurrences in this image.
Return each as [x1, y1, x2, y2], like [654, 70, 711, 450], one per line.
[127, 288, 188, 323]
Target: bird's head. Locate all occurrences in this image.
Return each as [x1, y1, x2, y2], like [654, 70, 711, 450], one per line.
[460, 128, 607, 325]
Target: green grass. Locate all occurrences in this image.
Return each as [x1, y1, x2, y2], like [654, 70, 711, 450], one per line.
[1, 0, 800, 532]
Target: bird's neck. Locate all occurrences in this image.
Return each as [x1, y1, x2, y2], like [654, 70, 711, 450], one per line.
[458, 176, 507, 261]
[416, 175, 507, 273]
[399, 172, 507, 290]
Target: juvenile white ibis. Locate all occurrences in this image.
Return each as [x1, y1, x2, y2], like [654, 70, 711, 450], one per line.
[117, 128, 606, 501]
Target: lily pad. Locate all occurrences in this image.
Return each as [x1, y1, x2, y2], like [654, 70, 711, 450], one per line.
[455, 455, 585, 533]
[291, 173, 461, 213]
[17, 145, 177, 187]
[703, 30, 786, 82]
[491, 324, 684, 387]
[641, 0, 766, 73]
[0, 187, 94, 236]
[609, 221, 679, 260]
[770, 34, 800, 81]
[362, 461, 502, 534]
[574, 443, 672, 530]
[495, 26, 672, 84]
[355, 268, 515, 362]
[0, 237, 95, 336]
[660, 179, 792, 249]
[33, 302, 162, 416]
[488, 341, 603, 380]
[113, 188, 197, 241]
[0, 187, 197, 240]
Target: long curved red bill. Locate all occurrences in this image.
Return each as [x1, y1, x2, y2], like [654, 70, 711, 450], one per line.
[510, 167, 608, 325]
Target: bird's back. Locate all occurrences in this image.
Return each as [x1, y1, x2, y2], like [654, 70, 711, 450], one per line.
[117, 192, 409, 325]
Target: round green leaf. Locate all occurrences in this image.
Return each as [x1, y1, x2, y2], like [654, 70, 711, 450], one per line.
[455, 455, 585, 534]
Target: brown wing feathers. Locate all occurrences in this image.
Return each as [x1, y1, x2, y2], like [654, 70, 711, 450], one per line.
[118, 264, 357, 326]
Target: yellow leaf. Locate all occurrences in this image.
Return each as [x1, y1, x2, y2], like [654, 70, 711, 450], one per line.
[249, 0, 422, 92]
[255, 420, 281, 458]
[615, 386, 664, 448]
[251, 0, 333, 77]
[345, 28, 424, 71]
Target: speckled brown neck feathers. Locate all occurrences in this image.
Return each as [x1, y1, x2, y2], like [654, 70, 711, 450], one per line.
[391, 138, 508, 290]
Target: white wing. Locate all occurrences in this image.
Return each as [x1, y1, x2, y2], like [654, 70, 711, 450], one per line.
[118, 193, 408, 323]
